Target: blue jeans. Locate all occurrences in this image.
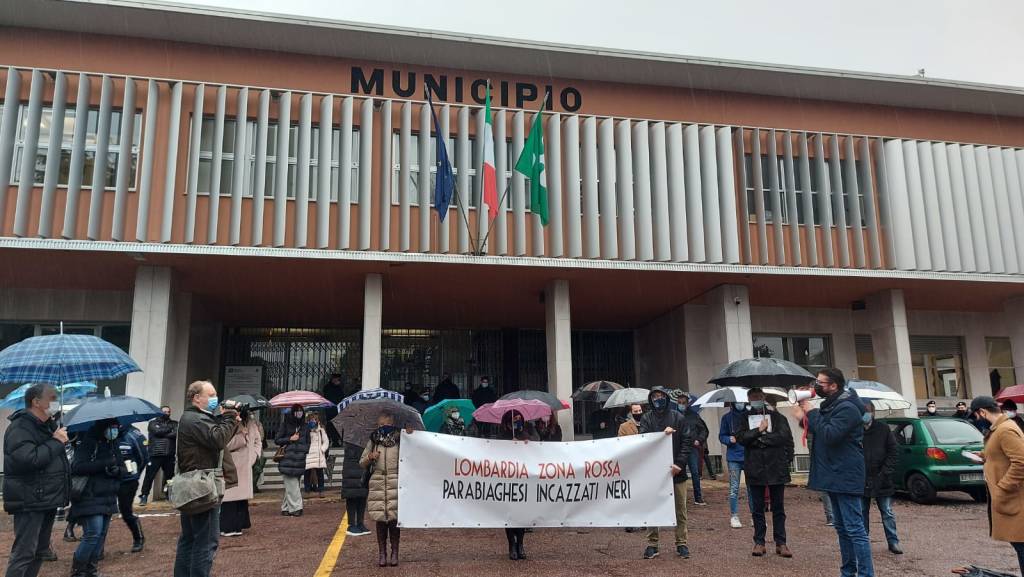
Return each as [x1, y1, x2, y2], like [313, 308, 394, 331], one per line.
[829, 493, 874, 577]
[174, 506, 220, 577]
[862, 496, 899, 546]
[1012, 542, 1024, 576]
[687, 448, 703, 502]
[821, 491, 834, 523]
[73, 515, 110, 563]
[727, 461, 744, 515]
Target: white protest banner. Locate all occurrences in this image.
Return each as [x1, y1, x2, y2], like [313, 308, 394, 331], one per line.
[397, 431, 677, 528]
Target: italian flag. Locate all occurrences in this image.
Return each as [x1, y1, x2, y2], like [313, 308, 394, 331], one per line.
[482, 83, 498, 220]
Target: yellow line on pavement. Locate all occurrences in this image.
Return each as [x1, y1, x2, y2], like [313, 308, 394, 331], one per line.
[313, 512, 349, 577]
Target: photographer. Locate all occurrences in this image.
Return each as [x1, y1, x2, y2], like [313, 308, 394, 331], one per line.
[173, 381, 239, 577]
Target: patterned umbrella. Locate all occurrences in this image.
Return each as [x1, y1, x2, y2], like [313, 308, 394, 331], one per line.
[62, 394, 163, 433]
[473, 398, 552, 424]
[331, 398, 424, 448]
[571, 380, 624, 402]
[602, 387, 651, 409]
[337, 387, 404, 412]
[268, 390, 332, 408]
[0, 334, 141, 385]
[499, 389, 566, 412]
[708, 358, 814, 388]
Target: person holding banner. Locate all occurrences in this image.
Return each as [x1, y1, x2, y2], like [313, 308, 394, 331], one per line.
[499, 410, 538, 560]
[638, 387, 693, 560]
[360, 413, 405, 567]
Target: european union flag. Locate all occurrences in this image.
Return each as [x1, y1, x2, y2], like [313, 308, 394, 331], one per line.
[428, 92, 454, 222]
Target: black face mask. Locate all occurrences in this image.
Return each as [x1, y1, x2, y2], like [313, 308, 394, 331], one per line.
[814, 384, 829, 399]
[632, 412, 643, 422]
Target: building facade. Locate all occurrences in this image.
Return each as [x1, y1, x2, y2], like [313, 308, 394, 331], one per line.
[2, 1, 1024, 460]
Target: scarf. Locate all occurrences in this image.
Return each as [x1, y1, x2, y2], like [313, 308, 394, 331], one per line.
[370, 429, 398, 448]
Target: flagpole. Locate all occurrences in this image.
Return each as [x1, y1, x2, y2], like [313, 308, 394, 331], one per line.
[478, 89, 551, 254]
[424, 86, 478, 255]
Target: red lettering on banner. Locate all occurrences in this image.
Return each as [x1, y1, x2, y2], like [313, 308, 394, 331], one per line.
[453, 458, 529, 479]
[584, 460, 622, 478]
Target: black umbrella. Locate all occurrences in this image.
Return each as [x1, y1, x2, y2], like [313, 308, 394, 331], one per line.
[499, 390, 567, 412]
[227, 393, 270, 410]
[709, 358, 815, 388]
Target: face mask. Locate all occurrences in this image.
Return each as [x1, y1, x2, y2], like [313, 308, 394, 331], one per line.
[813, 384, 828, 399]
[161, 412, 171, 418]
[46, 401, 61, 418]
[651, 398, 667, 410]
[421, 394, 430, 401]
[512, 420, 524, 431]
[750, 401, 766, 411]
[1008, 411, 1018, 419]
[632, 412, 643, 421]
[451, 412, 460, 420]
[378, 425, 396, 435]
[734, 403, 747, 412]
[105, 427, 119, 441]
[308, 421, 317, 430]
[294, 411, 304, 419]
[862, 413, 873, 425]
[481, 382, 490, 388]
[927, 407, 936, 414]
[206, 396, 219, 412]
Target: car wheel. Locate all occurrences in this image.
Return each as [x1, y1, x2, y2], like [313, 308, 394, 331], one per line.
[966, 487, 988, 502]
[907, 472, 936, 504]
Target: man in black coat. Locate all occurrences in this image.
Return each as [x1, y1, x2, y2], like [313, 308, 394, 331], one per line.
[736, 388, 795, 558]
[322, 374, 345, 447]
[639, 386, 693, 560]
[861, 403, 902, 555]
[139, 406, 177, 506]
[470, 377, 498, 409]
[671, 391, 710, 505]
[3, 383, 69, 577]
[431, 374, 460, 405]
[340, 441, 371, 537]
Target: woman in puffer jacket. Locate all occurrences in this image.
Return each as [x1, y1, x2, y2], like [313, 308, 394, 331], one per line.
[360, 412, 404, 567]
[304, 412, 330, 495]
[275, 404, 311, 517]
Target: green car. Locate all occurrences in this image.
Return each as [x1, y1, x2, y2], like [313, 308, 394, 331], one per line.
[879, 416, 986, 504]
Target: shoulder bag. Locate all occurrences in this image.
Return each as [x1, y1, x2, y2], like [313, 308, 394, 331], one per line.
[166, 419, 226, 516]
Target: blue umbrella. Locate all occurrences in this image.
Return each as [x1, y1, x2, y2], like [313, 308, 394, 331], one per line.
[0, 381, 98, 410]
[337, 387, 404, 412]
[62, 395, 163, 433]
[0, 334, 141, 386]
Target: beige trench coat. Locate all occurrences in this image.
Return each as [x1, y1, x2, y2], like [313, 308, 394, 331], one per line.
[360, 439, 400, 523]
[983, 414, 1024, 542]
[223, 419, 262, 503]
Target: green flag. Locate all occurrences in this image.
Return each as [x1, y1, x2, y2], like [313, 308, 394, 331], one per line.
[514, 106, 548, 226]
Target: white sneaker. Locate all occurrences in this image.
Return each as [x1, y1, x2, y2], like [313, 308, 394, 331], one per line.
[730, 515, 743, 528]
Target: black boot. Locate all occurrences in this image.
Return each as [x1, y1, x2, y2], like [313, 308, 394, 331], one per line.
[70, 557, 89, 577]
[64, 523, 78, 542]
[87, 559, 110, 577]
[515, 530, 526, 560]
[388, 522, 400, 567]
[376, 522, 388, 567]
[505, 529, 519, 560]
[129, 517, 145, 553]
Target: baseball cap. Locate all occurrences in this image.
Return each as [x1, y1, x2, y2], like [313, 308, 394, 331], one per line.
[969, 395, 999, 413]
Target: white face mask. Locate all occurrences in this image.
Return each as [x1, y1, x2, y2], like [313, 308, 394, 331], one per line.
[1008, 411, 1018, 419]
[46, 401, 61, 418]
[480, 382, 490, 388]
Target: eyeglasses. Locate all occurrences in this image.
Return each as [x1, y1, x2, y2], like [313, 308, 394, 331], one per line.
[814, 379, 833, 386]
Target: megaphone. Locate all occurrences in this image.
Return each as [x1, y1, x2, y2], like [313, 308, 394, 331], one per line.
[788, 388, 817, 403]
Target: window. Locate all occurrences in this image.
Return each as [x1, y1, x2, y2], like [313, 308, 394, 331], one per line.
[911, 336, 966, 399]
[888, 422, 916, 445]
[7, 105, 141, 189]
[986, 337, 1015, 396]
[742, 154, 788, 224]
[855, 335, 877, 381]
[752, 335, 832, 374]
[924, 419, 984, 445]
[192, 117, 360, 202]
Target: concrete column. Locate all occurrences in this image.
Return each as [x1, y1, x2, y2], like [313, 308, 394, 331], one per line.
[126, 266, 190, 416]
[545, 280, 574, 441]
[361, 273, 383, 390]
[706, 285, 753, 373]
[1004, 297, 1024, 380]
[866, 289, 916, 415]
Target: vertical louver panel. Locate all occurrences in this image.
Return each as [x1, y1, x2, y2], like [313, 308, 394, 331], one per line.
[206, 85, 226, 245]
[399, 101, 412, 252]
[682, 124, 705, 263]
[841, 136, 865, 268]
[797, 133, 817, 266]
[598, 118, 618, 259]
[357, 97, 373, 251]
[913, 140, 944, 270]
[615, 119, 636, 260]
[699, 125, 722, 263]
[960, 145, 991, 272]
[1002, 148, 1024, 273]
[649, 122, 671, 262]
[39, 71, 67, 239]
[812, 134, 834, 266]
[546, 113, 563, 257]
[473, 106, 486, 253]
[945, 143, 974, 272]
[665, 123, 688, 263]
[857, 138, 881, 269]
[0, 68, 21, 234]
[530, 111, 545, 257]
[135, 79, 158, 242]
[716, 126, 740, 264]
[438, 104, 452, 253]
[417, 102, 430, 252]
[782, 131, 802, 266]
[87, 75, 114, 241]
[294, 93, 312, 249]
[159, 82, 183, 243]
[14, 70, 45, 237]
[749, 128, 768, 264]
[562, 115, 582, 258]
[975, 146, 1004, 272]
[827, 135, 849, 267]
[337, 96, 354, 250]
[63, 74, 90, 240]
[510, 109, 525, 256]
[377, 99, 394, 251]
[493, 109, 509, 255]
[455, 105, 469, 254]
[184, 83, 205, 243]
[581, 116, 599, 259]
[989, 147, 1019, 273]
[316, 94, 333, 249]
[229, 87, 248, 246]
[930, 142, 961, 271]
[881, 139, 916, 270]
[766, 129, 785, 264]
[734, 129, 752, 264]
[250, 89, 270, 246]
[110, 77, 136, 241]
[631, 120, 653, 261]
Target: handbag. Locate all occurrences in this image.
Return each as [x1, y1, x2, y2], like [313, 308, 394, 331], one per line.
[166, 423, 225, 516]
[272, 446, 287, 463]
[360, 442, 377, 488]
[69, 475, 89, 501]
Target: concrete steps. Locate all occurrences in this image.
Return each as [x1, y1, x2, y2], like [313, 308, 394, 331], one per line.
[257, 446, 345, 490]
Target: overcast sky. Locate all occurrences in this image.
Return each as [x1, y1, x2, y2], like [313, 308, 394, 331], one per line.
[171, 0, 1024, 88]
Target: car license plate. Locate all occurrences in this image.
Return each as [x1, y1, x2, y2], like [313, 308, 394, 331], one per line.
[960, 473, 984, 482]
